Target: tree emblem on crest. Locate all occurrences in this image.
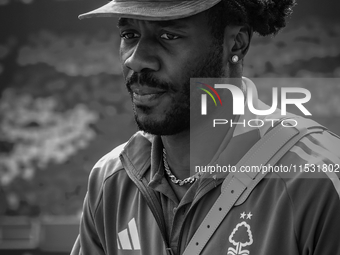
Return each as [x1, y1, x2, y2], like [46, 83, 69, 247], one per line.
[227, 221, 253, 255]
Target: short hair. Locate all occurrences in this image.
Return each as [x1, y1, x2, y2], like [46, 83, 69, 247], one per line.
[206, 0, 296, 42]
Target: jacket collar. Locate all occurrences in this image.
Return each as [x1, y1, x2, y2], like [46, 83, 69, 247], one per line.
[120, 77, 275, 179]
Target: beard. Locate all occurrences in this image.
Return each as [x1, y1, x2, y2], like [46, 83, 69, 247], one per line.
[125, 42, 224, 136]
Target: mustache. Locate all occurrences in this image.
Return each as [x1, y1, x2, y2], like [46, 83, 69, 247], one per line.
[126, 72, 176, 92]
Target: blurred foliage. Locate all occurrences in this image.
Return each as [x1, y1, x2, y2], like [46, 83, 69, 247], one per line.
[0, 29, 136, 215]
[0, 0, 34, 5]
[254, 78, 340, 117]
[245, 20, 340, 77]
[17, 31, 121, 76]
[0, 0, 339, 216]
[0, 59, 136, 215]
[0, 92, 98, 185]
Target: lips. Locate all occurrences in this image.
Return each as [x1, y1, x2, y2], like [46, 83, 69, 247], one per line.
[131, 86, 166, 95]
[130, 86, 166, 106]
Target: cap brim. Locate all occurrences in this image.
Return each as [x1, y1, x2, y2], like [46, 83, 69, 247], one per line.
[79, 0, 221, 21]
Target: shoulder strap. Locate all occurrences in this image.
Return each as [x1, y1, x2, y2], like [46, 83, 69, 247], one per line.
[183, 118, 326, 255]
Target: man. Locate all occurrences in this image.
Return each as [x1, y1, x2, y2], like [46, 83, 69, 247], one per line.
[71, 0, 340, 254]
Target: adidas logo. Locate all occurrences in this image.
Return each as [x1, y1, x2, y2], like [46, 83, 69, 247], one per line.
[117, 218, 141, 250]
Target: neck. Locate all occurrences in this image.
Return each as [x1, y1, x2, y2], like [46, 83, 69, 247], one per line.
[161, 100, 235, 180]
[161, 77, 244, 180]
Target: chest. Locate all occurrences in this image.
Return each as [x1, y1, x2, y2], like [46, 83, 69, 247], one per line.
[107, 180, 298, 255]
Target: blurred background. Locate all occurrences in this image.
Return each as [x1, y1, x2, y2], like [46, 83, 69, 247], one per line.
[0, 0, 339, 254]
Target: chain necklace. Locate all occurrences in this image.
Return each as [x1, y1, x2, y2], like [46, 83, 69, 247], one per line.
[162, 148, 202, 186]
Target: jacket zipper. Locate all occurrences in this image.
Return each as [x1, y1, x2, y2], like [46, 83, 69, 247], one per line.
[120, 154, 171, 253]
[176, 179, 220, 255]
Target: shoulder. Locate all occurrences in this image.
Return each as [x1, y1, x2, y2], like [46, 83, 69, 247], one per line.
[281, 127, 340, 178]
[262, 116, 340, 204]
[86, 131, 153, 210]
[90, 131, 153, 180]
[275, 124, 340, 205]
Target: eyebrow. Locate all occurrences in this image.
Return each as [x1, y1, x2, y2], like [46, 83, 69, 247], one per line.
[117, 18, 189, 30]
[117, 18, 130, 28]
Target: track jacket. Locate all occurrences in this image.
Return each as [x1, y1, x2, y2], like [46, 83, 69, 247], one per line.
[71, 78, 340, 255]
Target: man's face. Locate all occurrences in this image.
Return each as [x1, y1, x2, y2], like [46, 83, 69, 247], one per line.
[118, 12, 225, 135]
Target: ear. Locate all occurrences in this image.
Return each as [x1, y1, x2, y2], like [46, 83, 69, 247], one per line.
[222, 25, 253, 63]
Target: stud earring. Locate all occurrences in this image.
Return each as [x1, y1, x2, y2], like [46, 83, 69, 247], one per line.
[231, 55, 239, 63]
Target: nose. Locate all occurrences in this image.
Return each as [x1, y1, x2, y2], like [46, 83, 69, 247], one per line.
[123, 39, 160, 73]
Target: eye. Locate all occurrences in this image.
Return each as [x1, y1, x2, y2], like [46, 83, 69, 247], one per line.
[160, 33, 180, 40]
[120, 32, 140, 40]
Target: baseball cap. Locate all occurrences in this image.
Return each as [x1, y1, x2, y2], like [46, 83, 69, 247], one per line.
[79, 0, 222, 21]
